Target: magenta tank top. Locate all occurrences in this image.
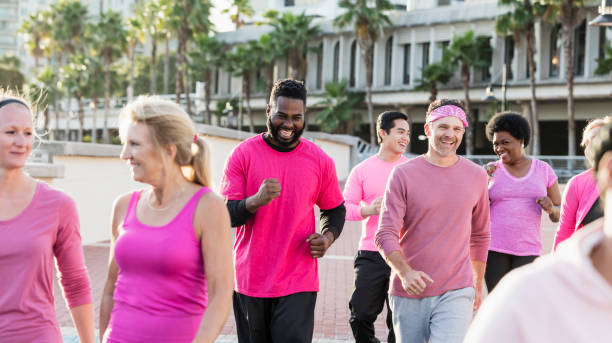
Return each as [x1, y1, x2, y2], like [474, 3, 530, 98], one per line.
[107, 188, 210, 343]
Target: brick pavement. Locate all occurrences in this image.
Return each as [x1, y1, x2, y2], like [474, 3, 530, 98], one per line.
[56, 204, 559, 343]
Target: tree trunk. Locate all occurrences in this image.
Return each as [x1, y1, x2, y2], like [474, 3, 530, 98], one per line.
[203, 68, 211, 124]
[429, 82, 438, 103]
[527, 23, 540, 155]
[562, 2, 577, 158]
[151, 38, 157, 95]
[461, 62, 473, 155]
[65, 93, 71, 141]
[244, 74, 254, 133]
[43, 106, 49, 134]
[362, 42, 376, 145]
[175, 36, 184, 105]
[92, 98, 98, 143]
[77, 96, 84, 142]
[265, 63, 274, 105]
[103, 55, 111, 144]
[185, 54, 192, 116]
[164, 39, 170, 95]
[288, 49, 302, 80]
[128, 44, 135, 101]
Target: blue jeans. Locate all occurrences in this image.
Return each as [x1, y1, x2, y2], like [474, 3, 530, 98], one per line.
[389, 287, 475, 343]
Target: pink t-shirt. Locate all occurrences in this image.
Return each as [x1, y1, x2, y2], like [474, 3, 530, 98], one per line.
[220, 134, 344, 297]
[488, 159, 557, 256]
[343, 155, 409, 251]
[376, 156, 490, 298]
[0, 182, 91, 342]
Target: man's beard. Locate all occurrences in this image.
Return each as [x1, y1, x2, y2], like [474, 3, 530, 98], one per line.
[266, 116, 304, 147]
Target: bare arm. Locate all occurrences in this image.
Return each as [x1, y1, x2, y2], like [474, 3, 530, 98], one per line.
[471, 260, 486, 311]
[386, 250, 433, 295]
[99, 194, 129, 341]
[537, 181, 562, 223]
[192, 193, 234, 343]
[70, 304, 94, 343]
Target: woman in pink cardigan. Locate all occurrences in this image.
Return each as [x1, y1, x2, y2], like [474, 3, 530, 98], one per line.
[554, 116, 611, 250]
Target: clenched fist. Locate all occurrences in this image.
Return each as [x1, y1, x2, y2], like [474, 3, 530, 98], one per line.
[247, 178, 281, 212]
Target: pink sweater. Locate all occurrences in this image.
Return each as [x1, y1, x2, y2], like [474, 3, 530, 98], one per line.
[375, 156, 490, 298]
[343, 155, 409, 251]
[554, 169, 600, 250]
[465, 222, 612, 343]
[0, 182, 92, 342]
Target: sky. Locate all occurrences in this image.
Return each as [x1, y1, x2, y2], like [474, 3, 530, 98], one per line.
[211, 0, 235, 33]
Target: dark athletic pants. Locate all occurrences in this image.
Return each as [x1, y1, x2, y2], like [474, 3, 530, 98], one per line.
[484, 250, 537, 291]
[349, 250, 395, 343]
[233, 291, 316, 343]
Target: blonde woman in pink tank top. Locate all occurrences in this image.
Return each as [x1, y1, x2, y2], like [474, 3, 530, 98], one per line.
[99, 97, 233, 343]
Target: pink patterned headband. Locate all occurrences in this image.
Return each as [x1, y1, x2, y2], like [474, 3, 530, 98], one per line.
[426, 105, 468, 127]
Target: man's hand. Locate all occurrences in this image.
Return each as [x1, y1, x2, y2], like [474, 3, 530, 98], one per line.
[484, 162, 497, 177]
[307, 232, 334, 258]
[536, 196, 554, 213]
[398, 268, 434, 295]
[361, 196, 383, 218]
[473, 285, 483, 312]
[246, 178, 281, 212]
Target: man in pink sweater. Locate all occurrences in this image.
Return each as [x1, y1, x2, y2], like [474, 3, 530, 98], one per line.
[375, 99, 490, 343]
[344, 111, 410, 343]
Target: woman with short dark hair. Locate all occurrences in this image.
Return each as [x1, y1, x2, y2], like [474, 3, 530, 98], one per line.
[483, 112, 561, 291]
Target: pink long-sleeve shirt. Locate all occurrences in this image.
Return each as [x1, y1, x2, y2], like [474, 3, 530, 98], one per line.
[343, 155, 409, 251]
[0, 182, 92, 342]
[465, 221, 612, 343]
[554, 169, 600, 250]
[375, 156, 490, 298]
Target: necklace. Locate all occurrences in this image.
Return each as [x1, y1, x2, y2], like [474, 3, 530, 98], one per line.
[145, 186, 186, 211]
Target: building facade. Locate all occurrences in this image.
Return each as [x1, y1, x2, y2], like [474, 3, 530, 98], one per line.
[213, 0, 612, 155]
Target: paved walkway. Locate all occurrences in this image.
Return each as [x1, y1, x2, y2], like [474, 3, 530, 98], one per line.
[56, 208, 559, 342]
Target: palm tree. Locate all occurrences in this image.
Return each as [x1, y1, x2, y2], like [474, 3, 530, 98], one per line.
[315, 80, 365, 134]
[445, 30, 493, 155]
[18, 11, 52, 68]
[126, 17, 144, 101]
[142, 0, 171, 95]
[542, 0, 585, 157]
[62, 53, 90, 142]
[0, 54, 25, 89]
[190, 35, 224, 124]
[225, 40, 264, 132]
[169, 0, 213, 115]
[84, 57, 104, 143]
[259, 33, 285, 103]
[415, 56, 455, 103]
[222, 0, 255, 29]
[495, 0, 547, 155]
[35, 66, 62, 139]
[333, 0, 395, 145]
[92, 10, 127, 143]
[265, 10, 321, 81]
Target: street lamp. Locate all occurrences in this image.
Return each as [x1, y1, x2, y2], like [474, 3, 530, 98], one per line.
[483, 63, 508, 111]
[590, 0, 612, 26]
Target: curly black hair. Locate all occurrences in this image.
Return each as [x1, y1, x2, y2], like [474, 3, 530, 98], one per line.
[425, 98, 467, 125]
[268, 79, 307, 108]
[485, 111, 531, 146]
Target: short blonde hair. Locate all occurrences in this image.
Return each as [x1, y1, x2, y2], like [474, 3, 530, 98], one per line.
[119, 96, 211, 187]
[582, 116, 612, 148]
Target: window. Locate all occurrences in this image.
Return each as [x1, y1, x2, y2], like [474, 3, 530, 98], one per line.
[214, 68, 219, 95]
[504, 36, 514, 80]
[600, 27, 612, 61]
[573, 20, 586, 76]
[403, 44, 411, 84]
[438, 0, 451, 5]
[333, 41, 340, 82]
[384, 37, 393, 85]
[421, 42, 430, 69]
[350, 40, 357, 87]
[316, 42, 323, 89]
[284, 0, 294, 7]
[549, 24, 562, 77]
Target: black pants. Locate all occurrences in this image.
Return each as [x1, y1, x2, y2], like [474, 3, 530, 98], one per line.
[484, 250, 537, 291]
[349, 250, 395, 343]
[233, 291, 316, 343]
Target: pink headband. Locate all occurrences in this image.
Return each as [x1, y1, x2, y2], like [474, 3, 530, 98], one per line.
[427, 105, 469, 127]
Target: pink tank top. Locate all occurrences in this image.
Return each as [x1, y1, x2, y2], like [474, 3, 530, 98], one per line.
[107, 188, 210, 343]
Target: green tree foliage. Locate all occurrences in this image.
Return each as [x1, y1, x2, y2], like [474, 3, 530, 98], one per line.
[333, 0, 395, 145]
[415, 55, 455, 103]
[315, 80, 364, 135]
[265, 10, 321, 81]
[190, 35, 225, 124]
[596, 46, 612, 76]
[222, 0, 254, 29]
[18, 11, 52, 68]
[445, 30, 493, 155]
